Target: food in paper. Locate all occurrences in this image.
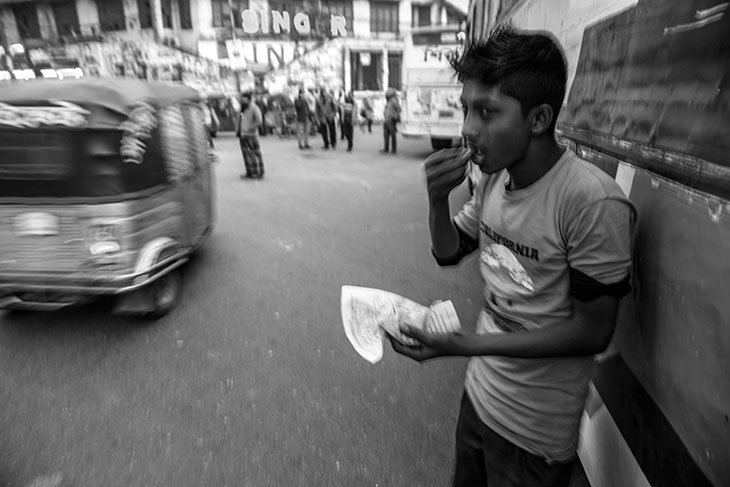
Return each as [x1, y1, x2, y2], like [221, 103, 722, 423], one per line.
[341, 286, 462, 363]
[340, 289, 394, 364]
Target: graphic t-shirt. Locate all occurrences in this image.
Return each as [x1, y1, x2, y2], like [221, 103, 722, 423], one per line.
[454, 149, 635, 462]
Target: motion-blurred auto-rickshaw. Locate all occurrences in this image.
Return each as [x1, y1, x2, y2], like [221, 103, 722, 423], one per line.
[0, 78, 216, 318]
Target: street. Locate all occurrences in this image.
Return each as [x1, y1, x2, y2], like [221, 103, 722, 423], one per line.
[0, 128, 483, 487]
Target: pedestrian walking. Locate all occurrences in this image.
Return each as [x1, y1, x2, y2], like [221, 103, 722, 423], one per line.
[338, 90, 346, 141]
[255, 95, 268, 136]
[294, 89, 313, 149]
[340, 92, 356, 152]
[359, 97, 374, 133]
[389, 25, 635, 487]
[235, 92, 265, 179]
[315, 89, 337, 149]
[381, 88, 401, 154]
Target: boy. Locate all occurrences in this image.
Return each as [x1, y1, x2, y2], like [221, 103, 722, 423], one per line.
[390, 25, 635, 487]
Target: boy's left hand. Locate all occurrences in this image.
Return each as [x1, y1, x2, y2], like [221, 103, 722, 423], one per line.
[388, 325, 459, 362]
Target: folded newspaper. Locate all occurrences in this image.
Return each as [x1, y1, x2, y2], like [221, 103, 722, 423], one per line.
[341, 285, 462, 363]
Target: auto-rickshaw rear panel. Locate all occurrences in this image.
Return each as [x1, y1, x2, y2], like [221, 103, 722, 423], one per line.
[0, 79, 215, 314]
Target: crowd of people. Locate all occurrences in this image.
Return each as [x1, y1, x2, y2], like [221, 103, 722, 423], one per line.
[232, 86, 401, 179]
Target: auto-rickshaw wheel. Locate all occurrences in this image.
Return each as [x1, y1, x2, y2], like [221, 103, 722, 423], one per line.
[147, 269, 181, 319]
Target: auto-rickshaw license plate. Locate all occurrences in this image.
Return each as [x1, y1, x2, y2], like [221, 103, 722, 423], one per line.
[13, 212, 60, 236]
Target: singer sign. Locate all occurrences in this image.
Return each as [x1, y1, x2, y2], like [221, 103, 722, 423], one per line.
[237, 9, 348, 36]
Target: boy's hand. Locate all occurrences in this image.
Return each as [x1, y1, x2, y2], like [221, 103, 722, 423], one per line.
[388, 325, 461, 362]
[424, 147, 475, 200]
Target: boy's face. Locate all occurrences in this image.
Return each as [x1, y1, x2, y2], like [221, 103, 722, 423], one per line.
[460, 79, 532, 175]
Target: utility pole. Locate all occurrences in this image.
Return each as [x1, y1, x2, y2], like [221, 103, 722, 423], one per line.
[229, 0, 241, 93]
[152, 0, 164, 42]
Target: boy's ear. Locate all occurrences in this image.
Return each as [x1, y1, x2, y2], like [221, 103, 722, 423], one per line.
[529, 104, 554, 135]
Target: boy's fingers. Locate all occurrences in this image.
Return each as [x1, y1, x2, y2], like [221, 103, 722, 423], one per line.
[399, 324, 428, 343]
[388, 334, 421, 357]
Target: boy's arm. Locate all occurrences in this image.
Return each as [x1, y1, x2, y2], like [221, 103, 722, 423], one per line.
[426, 148, 480, 262]
[393, 198, 634, 361]
[392, 294, 619, 361]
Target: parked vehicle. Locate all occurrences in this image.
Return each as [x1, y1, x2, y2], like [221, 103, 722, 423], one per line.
[0, 78, 216, 318]
[400, 25, 464, 150]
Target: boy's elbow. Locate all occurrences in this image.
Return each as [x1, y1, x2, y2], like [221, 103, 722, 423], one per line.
[431, 248, 465, 267]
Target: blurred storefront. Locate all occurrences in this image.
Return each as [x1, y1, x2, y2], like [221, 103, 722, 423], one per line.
[0, 0, 466, 108]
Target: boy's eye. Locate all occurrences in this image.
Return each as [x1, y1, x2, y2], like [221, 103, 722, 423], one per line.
[480, 108, 494, 119]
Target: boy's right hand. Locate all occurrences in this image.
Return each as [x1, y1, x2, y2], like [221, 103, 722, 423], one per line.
[424, 147, 474, 200]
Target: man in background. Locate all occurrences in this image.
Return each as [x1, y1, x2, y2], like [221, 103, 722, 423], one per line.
[381, 88, 401, 154]
[316, 89, 338, 150]
[295, 89, 313, 150]
[235, 92, 265, 179]
[340, 92, 356, 152]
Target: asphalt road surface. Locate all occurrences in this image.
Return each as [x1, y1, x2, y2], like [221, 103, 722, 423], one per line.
[0, 128, 485, 487]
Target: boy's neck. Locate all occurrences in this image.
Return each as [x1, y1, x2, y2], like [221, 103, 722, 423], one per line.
[507, 137, 564, 191]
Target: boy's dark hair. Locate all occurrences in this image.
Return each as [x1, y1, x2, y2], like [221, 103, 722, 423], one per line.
[451, 24, 567, 133]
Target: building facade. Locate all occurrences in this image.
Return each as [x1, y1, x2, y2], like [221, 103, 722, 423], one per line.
[0, 0, 465, 94]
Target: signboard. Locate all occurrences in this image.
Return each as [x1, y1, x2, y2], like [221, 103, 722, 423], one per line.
[225, 39, 247, 70]
[237, 9, 348, 37]
[560, 0, 730, 198]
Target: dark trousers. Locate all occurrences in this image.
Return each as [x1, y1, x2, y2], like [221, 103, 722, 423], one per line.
[453, 393, 574, 487]
[320, 119, 337, 148]
[343, 121, 353, 150]
[383, 120, 397, 153]
[239, 136, 264, 177]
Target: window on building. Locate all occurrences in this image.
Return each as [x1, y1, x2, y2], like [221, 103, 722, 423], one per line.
[179, 0, 193, 29]
[138, 0, 153, 28]
[370, 2, 398, 33]
[212, 0, 230, 27]
[52, 1, 81, 36]
[388, 52, 402, 89]
[162, 0, 173, 28]
[13, 3, 41, 39]
[215, 41, 224, 59]
[319, 0, 352, 35]
[446, 9, 462, 26]
[412, 4, 430, 27]
[351, 51, 383, 91]
[212, 0, 248, 28]
[96, 0, 126, 31]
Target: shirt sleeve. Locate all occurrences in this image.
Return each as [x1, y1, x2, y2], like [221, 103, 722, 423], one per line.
[453, 177, 486, 240]
[566, 198, 634, 286]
